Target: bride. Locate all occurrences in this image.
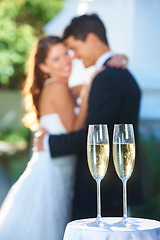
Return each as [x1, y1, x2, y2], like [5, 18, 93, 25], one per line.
[0, 35, 88, 240]
[0, 35, 128, 240]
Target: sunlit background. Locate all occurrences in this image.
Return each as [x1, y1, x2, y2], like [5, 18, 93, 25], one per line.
[0, 0, 160, 220]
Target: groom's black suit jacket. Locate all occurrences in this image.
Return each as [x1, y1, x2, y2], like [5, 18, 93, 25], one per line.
[49, 61, 142, 219]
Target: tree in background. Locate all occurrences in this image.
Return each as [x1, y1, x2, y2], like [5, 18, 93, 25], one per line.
[0, 0, 64, 89]
[0, 0, 64, 146]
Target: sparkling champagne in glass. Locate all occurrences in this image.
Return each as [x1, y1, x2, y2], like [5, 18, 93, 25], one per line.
[87, 124, 110, 228]
[113, 124, 136, 228]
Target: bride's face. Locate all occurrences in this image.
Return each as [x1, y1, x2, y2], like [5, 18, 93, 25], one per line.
[41, 43, 72, 81]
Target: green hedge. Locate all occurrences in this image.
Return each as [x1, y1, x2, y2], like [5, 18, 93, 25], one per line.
[135, 136, 160, 220]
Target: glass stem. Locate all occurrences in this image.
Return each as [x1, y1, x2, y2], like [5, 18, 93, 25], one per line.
[97, 179, 101, 219]
[123, 179, 127, 219]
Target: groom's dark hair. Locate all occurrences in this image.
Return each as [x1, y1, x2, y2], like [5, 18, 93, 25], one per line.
[63, 14, 109, 45]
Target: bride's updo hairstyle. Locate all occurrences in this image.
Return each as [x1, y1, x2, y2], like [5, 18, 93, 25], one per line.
[22, 35, 63, 131]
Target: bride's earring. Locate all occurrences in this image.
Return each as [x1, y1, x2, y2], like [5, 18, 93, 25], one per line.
[43, 73, 49, 80]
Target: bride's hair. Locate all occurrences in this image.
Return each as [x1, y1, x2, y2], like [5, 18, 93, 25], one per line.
[22, 35, 63, 131]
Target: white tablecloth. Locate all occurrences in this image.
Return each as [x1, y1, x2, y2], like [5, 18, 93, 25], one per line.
[63, 217, 160, 240]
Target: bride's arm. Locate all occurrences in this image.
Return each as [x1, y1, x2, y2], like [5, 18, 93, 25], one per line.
[72, 84, 89, 131]
[71, 84, 83, 99]
[48, 83, 88, 132]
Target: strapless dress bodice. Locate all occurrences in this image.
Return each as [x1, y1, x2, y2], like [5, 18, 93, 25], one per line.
[39, 107, 79, 134]
[39, 114, 67, 134]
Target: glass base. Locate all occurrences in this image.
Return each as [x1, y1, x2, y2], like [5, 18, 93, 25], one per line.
[114, 217, 137, 229]
[87, 216, 110, 229]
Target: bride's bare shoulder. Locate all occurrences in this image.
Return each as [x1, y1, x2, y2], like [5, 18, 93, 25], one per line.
[43, 81, 70, 101]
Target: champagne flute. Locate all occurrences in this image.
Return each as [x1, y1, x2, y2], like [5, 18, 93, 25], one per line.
[113, 124, 136, 228]
[87, 124, 110, 228]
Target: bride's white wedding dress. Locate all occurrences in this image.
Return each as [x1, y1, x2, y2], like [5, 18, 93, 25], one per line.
[0, 113, 77, 240]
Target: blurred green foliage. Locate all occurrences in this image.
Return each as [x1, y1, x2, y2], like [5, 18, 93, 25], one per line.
[0, 126, 30, 146]
[0, 0, 64, 89]
[8, 150, 30, 182]
[133, 136, 160, 221]
[0, 89, 31, 147]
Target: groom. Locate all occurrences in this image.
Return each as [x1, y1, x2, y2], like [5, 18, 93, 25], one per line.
[36, 14, 142, 219]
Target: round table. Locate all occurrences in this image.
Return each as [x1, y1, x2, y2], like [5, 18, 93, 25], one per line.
[63, 217, 160, 240]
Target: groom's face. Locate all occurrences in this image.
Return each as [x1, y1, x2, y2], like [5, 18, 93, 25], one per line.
[65, 35, 96, 68]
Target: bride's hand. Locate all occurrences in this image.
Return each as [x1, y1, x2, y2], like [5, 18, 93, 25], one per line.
[33, 128, 48, 152]
[80, 80, 91, 102]
[107, 54, 128, 69]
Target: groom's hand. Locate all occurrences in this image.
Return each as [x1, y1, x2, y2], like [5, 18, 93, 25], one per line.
[33, 128, 48, 152]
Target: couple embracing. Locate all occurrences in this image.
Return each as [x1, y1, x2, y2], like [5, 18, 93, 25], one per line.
[0, 14, 142, 240]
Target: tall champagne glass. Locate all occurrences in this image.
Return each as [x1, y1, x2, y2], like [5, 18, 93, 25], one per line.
[87, 124, 110, 227]
[113, 124, 135, 228]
